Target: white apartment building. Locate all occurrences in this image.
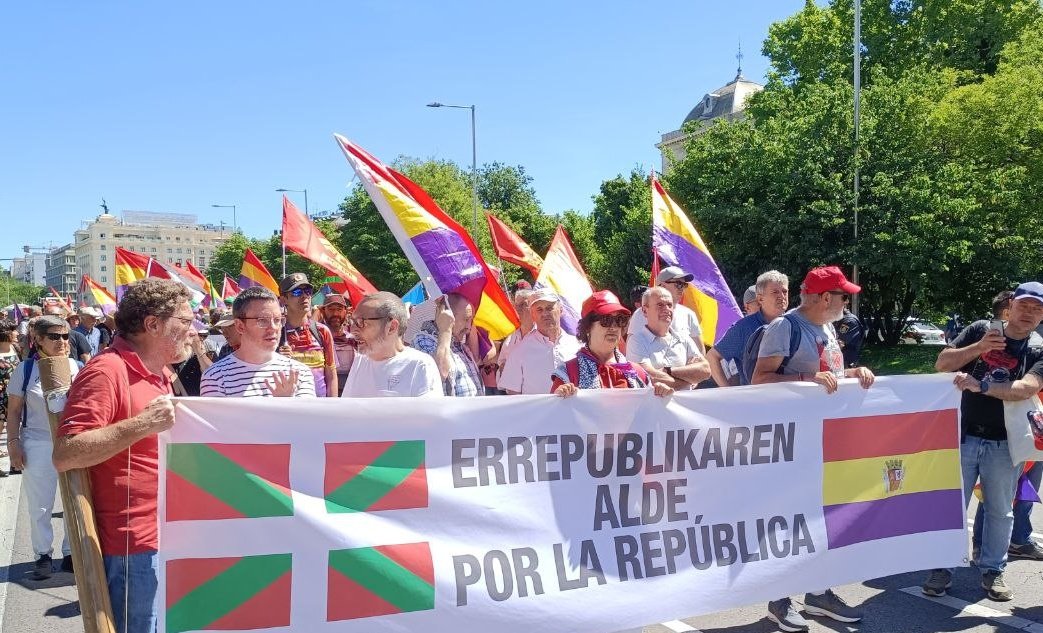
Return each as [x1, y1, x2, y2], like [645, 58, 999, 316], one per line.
[10, 251, 48, 286]
[74, 210, 233, 295]
[46, 243, 78, 296]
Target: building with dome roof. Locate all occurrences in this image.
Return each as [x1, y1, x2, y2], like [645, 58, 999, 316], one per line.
[657, 70, 764, 171]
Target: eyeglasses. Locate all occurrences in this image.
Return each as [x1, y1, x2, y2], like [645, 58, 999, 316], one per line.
[826, 291, 850, 301]
[44, 333, 70, 341]
[596, 314, 630, 328]
[166, 315, 195, 327]
[666, 280, 689, 289]
[239, 316, 284, 328]
[288, 287, 314, 298]
[349, 316, 387, 329]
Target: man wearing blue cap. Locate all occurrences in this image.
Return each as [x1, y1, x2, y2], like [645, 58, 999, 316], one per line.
[922, 281, 1043, 602]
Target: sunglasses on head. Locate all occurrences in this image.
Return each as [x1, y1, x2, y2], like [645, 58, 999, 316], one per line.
[44, 333, 70, 341]
[289, 287, 314, 297]
[597, 314, 629, 328]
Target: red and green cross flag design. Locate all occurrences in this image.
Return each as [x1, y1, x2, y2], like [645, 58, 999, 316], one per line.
[163, 440, 433, 631]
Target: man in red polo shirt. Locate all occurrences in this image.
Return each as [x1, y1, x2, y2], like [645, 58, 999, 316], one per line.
[53, 279, 195, 633]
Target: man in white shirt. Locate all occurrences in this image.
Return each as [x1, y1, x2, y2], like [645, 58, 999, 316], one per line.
[496, 288, 535, 391]
[627, 287, 710, 390]
[200, 287, 315, 398]
[627, 266, 705, 353]
[500, 289, 581, 395]
[341, 292, 443, 398]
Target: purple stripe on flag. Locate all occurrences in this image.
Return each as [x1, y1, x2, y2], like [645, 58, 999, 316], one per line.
[411, 228, 485, 298]
[238, 276, 263, 290]
[652, 226, 741, 340]
[823, 489, 964, 549]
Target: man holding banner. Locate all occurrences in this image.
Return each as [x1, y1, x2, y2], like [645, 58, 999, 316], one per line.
[499, 289, 580, 395]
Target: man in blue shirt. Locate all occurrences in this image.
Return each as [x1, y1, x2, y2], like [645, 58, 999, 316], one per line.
[708, 270, 790, 386]
[73, 306, 110, 357]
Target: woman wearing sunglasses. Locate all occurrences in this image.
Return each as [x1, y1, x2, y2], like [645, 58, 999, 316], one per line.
[551, 291, 673, 398]
[4, 315, 81, 579]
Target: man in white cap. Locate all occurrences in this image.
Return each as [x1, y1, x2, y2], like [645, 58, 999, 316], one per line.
[74, 306, 110, 357]
[500, 288, 581, 394]
[627, 266, 704, 353]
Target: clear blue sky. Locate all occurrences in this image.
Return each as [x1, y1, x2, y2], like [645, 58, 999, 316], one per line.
[0, 0, 805, 262]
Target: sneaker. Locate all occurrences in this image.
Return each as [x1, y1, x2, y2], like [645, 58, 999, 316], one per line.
[922, 568, 952, 596]
[8, 468, 20, 476]
[767, 598, 809, 632]
[60, 555, 74, 574]
[982, 571, 1014, 601]
[1008, 541, 1043, 561]
[803, 590, 863, 623]
[33, 554, 53, 580]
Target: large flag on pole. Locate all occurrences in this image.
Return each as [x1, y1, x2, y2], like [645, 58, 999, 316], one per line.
[239, 248, 279, 294]
[182, 261, 216, 308]
[651, 175, 741, 345]
[334, 134, 519, 340]
[534, 225, 593, 335]
[148, 259, 207, 308]
[79, 275, 118, 315]
[485, 213, 544, 276]
[280, 196, 377, 305]
[115, 247, 151, 301]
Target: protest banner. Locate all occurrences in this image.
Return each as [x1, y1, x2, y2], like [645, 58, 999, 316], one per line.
[159, 374, 966, 633]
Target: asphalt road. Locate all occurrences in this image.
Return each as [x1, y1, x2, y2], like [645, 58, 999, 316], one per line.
[2, 463, 1042, 633]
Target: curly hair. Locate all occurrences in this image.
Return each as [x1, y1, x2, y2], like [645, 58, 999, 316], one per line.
[576, 313, 597, 345]
[116, 278, 192, 336]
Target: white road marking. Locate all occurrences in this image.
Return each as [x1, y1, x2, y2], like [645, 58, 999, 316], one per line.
[900, 587, 1043, 633]
[0, 470, 24, 629]
[661, 620, 702, 632]
[965, 518, 1043, 542]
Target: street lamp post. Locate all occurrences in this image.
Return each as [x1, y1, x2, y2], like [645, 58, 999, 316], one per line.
[275, 188, 309, 217]
[427, 102, 478, 238]
[211, 204, 237, 232]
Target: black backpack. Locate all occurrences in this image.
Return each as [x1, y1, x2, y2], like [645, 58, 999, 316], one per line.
[740, 313, 802, 386]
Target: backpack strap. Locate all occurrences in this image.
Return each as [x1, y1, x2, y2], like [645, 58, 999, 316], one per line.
[777, 313, 803, 375]
[565, 358, 580, 387]
[20, 355, 35, 428]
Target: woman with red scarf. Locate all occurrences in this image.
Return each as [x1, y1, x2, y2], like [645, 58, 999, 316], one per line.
[551, 290, 673, 397]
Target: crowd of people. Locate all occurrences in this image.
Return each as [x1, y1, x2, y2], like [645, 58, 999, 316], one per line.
[1, 265, 1042, 633]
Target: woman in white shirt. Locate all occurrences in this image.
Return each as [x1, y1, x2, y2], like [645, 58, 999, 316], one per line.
[4, 315, 81, 579]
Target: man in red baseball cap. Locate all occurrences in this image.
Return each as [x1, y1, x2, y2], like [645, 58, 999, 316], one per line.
[751, 266, 874, 632]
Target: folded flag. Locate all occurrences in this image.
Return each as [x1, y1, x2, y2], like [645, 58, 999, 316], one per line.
[166, 553, 292, 633]
[821, 409, 964, 549]
[281, 196, 377, 305]
[239, 248, 279, 294]
[166, 443, 293, 521]
[486, 212, 544, 276]
[535, 225, 593, 334]
[115, 247, 151, 301]
[327, 542, 434, 622]
[335, 134, 519, 340]
[324, 440, 427, 514]
[651, 176, 741, 346]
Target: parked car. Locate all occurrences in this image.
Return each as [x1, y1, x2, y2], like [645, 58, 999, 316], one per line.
[899, 319, 947, 345]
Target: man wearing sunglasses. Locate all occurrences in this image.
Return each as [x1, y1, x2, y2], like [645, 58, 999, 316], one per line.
[626, 266, 705, 355]
[752, 266, 873, 632]
[277, 273, 337, 398]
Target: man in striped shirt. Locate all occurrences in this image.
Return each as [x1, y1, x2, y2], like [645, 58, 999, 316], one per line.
[200, 287, 315, 398]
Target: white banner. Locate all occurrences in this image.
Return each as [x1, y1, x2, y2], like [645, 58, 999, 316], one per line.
[159, 374, 967, 633]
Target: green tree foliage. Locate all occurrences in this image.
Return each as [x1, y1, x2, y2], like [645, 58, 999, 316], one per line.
[1, 274, 45, 307]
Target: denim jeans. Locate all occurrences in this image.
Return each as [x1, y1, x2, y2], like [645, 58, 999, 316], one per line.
[103, 551, 159, 633]
[973, 459, 1043, 547]
[959, 436, 1021, 573]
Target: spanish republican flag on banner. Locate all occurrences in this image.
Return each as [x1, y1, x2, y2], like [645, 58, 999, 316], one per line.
[821, 409, 964, 549]
[334, 134, 519, 340]
[650, 176, 741, 346]
[280, 196, 377, 305]
[239, 248, 279, 294]
[114, 247, 151, 300]
[485, 212, 544, 276]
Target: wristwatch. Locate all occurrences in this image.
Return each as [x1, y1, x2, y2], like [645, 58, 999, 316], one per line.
[664, 366, 674, 378]
[979, 379, 990, 394]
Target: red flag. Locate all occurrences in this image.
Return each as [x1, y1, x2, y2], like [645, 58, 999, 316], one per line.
[222, 275, 242, 302]
[485, 213, 544, 276]
[281, 196, 377, 305]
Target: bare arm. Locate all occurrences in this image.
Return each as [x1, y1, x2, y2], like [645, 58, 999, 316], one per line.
[324, 365, 338, 398]
[751, 355, 795, 385]
[672, 354, 711, 385]
[52, 397, 174, 472]
[80, 353, 91, 365]
[637, 362, 689, 390]
[706, 348, 737, 387]
[5, 395, 26, 469]
[955, 371, 1043, 401]
[936, 331, 1003, 372]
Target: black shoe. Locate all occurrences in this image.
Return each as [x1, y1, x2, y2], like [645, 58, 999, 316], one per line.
[33, 554, 53, 580]
[60, 555, 74, 573]
[9, 468, 21, 475]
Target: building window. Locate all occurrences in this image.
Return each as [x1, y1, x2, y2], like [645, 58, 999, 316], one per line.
[101, 276, 107, 282]
[100, 233, 106, 238]
[100, 255, 106, 261]
[167, 248, 172, 254]
[100, 266, 107, 272]
[100, 244, 106, 250]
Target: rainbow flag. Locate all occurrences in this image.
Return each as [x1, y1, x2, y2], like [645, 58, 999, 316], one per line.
[115, 247, 151, 301]
[239, 248, 279, 294]
[335, 134, 518, 340]
[821, 409, 964, 549]
[651, 176, 741, 346]
[79, 275, 118, 315]
[534, 225, 593, 334]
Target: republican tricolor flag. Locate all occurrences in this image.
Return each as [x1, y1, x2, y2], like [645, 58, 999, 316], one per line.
[239, 248, 279, 294]
[115, 247, 151, 301]
[79, 275, 118, 315]
[651, 176, 741, 346]
[335, 134, 518, 339]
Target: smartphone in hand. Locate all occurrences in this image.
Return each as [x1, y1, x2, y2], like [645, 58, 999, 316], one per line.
[988, 319, 1005, 338]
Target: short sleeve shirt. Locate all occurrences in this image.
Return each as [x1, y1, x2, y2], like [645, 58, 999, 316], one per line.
[283, 319, 336, 396]
[499, 330, 581, 395]
[413, 320, 483, 397]
[200, 353, 316, 398]
[341, 347, 444, 398]
[951, 320, 1043, 440]
[711, 311, 767, 381]
[58, 337, 172, 555]
[759, 309, 843, 377]
[626, 326, 701, 375]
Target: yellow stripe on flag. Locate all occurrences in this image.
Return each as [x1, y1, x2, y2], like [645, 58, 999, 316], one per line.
[822, 448, 961, 506]
[375, 180, 445, 239]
